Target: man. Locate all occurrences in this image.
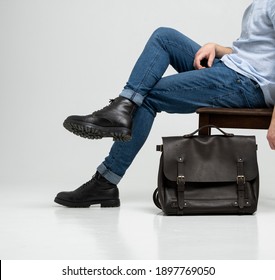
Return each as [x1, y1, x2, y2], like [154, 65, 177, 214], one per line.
[55, 0, 275, 208]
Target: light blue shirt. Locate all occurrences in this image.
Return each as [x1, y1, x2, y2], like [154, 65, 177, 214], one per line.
[221, 0, 275, 107]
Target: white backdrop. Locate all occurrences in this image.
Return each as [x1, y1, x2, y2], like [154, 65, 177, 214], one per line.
[1, 0, 274, 201]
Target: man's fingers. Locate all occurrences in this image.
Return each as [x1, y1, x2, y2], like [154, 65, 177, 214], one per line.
[208, 52, 215, 67]
[193, 53, 206, 70]
[267, 131, 275, 150]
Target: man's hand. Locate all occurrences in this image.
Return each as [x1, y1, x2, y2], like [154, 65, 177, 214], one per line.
[267, 107, 275, 150]
[193, 43, 216, 70]
[193, 43, 233, 70]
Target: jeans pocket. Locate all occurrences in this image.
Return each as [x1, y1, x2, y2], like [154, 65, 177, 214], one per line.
[238, 74, 267, 108]
[211, 90, 251, 108]
[245, 85, 267, 108]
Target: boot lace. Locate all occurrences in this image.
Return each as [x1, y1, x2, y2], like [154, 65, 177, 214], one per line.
[93, 99, 115, 114]
[77, 176, 96, 192]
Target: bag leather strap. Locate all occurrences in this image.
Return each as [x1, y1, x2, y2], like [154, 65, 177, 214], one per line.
[237, 158, 246, 209]
[177, 156, 185, 211]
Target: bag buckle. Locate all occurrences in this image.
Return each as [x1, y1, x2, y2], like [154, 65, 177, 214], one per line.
[237, 175, 246, 185]
[177, 176, 185, 185]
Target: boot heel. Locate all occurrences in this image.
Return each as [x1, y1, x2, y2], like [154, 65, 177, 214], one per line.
[101, 199, 120, 208]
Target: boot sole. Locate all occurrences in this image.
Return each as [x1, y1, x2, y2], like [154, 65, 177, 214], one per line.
[54, 196, 120, 208]
[63, 120, 132, 142]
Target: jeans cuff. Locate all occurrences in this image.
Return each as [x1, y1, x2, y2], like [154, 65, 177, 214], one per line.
[120, 89, 144, 106]
[97, 163, 122, 185]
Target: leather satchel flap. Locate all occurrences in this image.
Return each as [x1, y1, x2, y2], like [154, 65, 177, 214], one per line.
[162, 135, 258, 182]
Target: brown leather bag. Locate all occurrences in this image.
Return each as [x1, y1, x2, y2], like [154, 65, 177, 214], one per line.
[153, 126, 259, 215]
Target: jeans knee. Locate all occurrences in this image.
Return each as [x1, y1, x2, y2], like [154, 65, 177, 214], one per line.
[151, 27, 177, 41]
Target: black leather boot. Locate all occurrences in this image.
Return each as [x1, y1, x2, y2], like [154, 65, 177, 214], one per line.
[63, 96, 136, 141]
[54, 172, 120, 208]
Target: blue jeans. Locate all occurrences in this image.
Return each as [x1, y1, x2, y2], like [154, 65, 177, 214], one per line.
[97, 27, 266, 184]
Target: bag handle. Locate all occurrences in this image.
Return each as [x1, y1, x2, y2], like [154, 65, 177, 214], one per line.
[183, 125, 234, 138]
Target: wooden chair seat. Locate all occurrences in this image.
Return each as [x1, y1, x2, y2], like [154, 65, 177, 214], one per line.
[196, 108, 273, 135]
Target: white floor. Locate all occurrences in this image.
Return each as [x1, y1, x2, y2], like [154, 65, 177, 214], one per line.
[1, 185, 275, 260]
